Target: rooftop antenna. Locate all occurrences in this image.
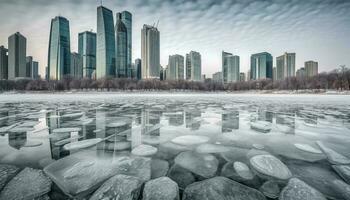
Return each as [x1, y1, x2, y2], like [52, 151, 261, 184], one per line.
[156, 19, 159, 28]
[100, 0, 103, 6]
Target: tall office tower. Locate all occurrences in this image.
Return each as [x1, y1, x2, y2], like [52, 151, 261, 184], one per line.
[276, 52, 296, 80]
[186, 51, 201, 81]
[250, 52, 273, 80]
[296, 67, 306, 77]
[8, 32, 26, 79]
[26, 56, 33, 78]
[272, 67, 277, 81]
[96, 6, 116, 78]
[305, 61, 318, 77]
[239, 72, 246, 82]
[160, 65, 165, 80]
[115, 13, 128, 78]
[78, 31, 96, 79]
[119, 11, 132, 77]
[141, 24, 160, 79]
[135, 58, 141, 80]
[167, 54, 184, 80]
[222, 51, 232, 83]
[212, 72, 223, 83]
[0, 46, 8, 80]
[70, 52, 83, 79]
[222, 51, 240, 83]
[45, 67, 49, 80]
[247, 70, 251, 81]
[32, 61, 39, 79]
[48, 16, 71, 80]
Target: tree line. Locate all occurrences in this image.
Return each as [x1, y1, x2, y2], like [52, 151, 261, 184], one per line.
[0, 66, 349, 92]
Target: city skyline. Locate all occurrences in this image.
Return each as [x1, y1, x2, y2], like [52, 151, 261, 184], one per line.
[0, 0, 349, 78]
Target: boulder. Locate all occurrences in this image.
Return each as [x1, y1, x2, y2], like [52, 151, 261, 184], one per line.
[151, 159, 169, 179]
[0, 164, 20, 191]
[316, 141, 350, 165]
[279, 178, 326, 200]
[259, 181, 280, 199]
[167, 164, 195, 190]
[333, 165, 350, 184]
[331, 179, 350, 200]
[142, 177, 179, 200]
[233, 161, 254, 180]
[131, 144, 158, 156]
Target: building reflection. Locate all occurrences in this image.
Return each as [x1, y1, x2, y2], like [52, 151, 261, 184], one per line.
[8, 132, 27, 150]
[185, 109, 201, 130]
[222, 110, 239, 133]
[258, 109, 273, 123]
[141, 108, 161, 136]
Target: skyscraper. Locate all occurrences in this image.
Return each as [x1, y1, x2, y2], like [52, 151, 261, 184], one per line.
[78, 31, 96, 79]
[115, 12, 128, 78]
[250, 52, 273, 80]
[276, 52, 295, 80]
[48, 16, 71, 80]
[239, 72, 246, 82]
[141, 24, 160, 79]
[8, 32, 26, 79]
[26, 56, 33, 78]
[222, 51, 240, 83]
[305, 61, 318, 77]
[135, 58, 141, 80]
[212, 72, 223, 83]
[96, 6, 115, 78]
[0, 46, 8, 80]
[32, 61, 39, 79]
[167, 54, 184, 80]
[186, 51, 201, 81]
[119, 11, 132, 77]
[70, 52, 83, 79]
[296, 67, 306, 77]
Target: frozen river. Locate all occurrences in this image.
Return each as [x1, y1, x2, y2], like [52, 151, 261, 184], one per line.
[0, 93, 350, 199]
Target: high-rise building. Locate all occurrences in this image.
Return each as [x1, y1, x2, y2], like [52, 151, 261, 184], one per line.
[119, 11, 132, 77]
[32, 61, 39, 79]
[305, 61, 318, 77]
[186, 51, 201, 81]
[115, 13, 128, 78]
[212, 72, 222, 83]
[0, 46, 8, 80]
[135, 58, 141, 80]
[8, 32, 27, 79]
[167, 54, 184, 80]
[296, 67, 306, 77]
[141, 24, 160, 79]
[222, 51, 240, 83]
[239, 72, 246, 82]
[78, 31, 96, 79]
[272, 67, 277, 81]
[250, 52, 273, 80]
[276, 52, 295, 80]
[26, 56, 33, 78]
[48, 16, 71, 80]
[70, 52, 83, 79]
[96, 6, 116, 78]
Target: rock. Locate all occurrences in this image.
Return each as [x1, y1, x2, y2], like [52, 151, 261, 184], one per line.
[183, 176, 266, 200]
[171, 135, 210, 146]
[195, 143, 231, 154]
[143, 177, 179, 200]
[157, 142, 192, 160]
[294, 143, 322, 154]
[151, 159, 169, 179]
[331, 179, 350, 200]
[279, 178, 326, 200]
[259, 181, 280, 199]
[174, 151, 218, 178]
[333, 165, 350, 184]
[220, 146, 251, 162]
[233, 161, 254, 180]
[90, 174, 143, 200]
[131, 144, 158, 156]
[316, 141, 350, 165]
[0, 164, 20, 191]
[167, 164, 195, 190]
[0, 168, 52, 200]
[250, 154, 292, 181]
[250, 121, 272, 133]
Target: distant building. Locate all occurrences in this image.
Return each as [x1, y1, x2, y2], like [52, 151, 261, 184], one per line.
[250, 52, 273, 80]
[247, 70, 251, 81]
[32, 61, 39, 79]
[48, 16, 71, 80]
[239, 72, 246, 82]
[201, 74, 206, 81]
[160, 66, 165, 80]
[118, 11, 132, 77]
[70, 52, 83, 79]
[167, 54, 184, 80]
[186, 51, 201, 81]
[0, 46, 8, 80]
[115, 12, 128, 78]
[26, 56, 38, 79]
[212, 72, 222, 83]
[296, 67, 306, 77]
[141, 24, 160, 79]
[135, 58, 141, 80]
[276, 52, 295, 80]
[222, 51, 240, 83]
[45, 66, 48, 80]
[8, 32, 27, 79]
[96, 6, 116, 78]
[305, 61, 318, 77]
[78, 31, 96, 79]
[272, 67, 277, 81]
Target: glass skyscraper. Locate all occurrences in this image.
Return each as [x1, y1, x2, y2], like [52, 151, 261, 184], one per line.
[96, 6, 115, 79]
[70, 52, 83, 79]
[8, 32, 26, 79]
[0, 46, 8, 80]
[222, 51, 240, 83]
[276, 52, 296, 80]
[115, 13, 128, 78]
[48, 16, 71, 80]
[78, 31, 96, 79]
[119, 11, 132, 77]
[141, 24, 160, 79]
[250, 52, 273, 80]
[186, 51, 201, 81]
[135, 58, 141, 80]
[167, 54, 184, 80]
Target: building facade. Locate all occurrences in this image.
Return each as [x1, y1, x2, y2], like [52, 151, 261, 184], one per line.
[70, 52, 83, 79]
[305, 61, 318, 77]
[78, 31, 96, 79]
[250, 52, 273, 80]
[135, 58, 141, 80]
[119, 11, 132, 77]
[222, 51, 240, 83]
[48, 16, 71, 80]
[239, 72, 246, 82]
[296, 67, 306, 77]
[0, 46, 8, 80]
[276, 52, 295, 80]
[8, 32, 27, 79]
[115, 13, 128, 78]
[167, 54, 184, 80]
[141, 24, 160, 79]
[32, 61, 39, 79]
[96, 6, 116, 79]
[212, 72, 222, 83]
[186, 51, 201, 81]
[26, 56, 33, 78]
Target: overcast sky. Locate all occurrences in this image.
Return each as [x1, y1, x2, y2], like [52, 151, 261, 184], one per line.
[0, 0, 349, 77]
